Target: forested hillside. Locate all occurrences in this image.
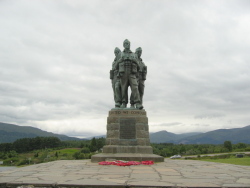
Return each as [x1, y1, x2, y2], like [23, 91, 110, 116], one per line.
[2, 122, 250, 144]
[178, 125, 250, 144]
[150, 125, 250, 144]
[0, 122, 80, 143]
[150, 131, 201, 143]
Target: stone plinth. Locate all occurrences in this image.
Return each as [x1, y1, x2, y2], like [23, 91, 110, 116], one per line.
[91, 109, 164, 162]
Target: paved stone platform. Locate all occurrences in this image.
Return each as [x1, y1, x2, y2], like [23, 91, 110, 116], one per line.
[0, 159, 250, 188]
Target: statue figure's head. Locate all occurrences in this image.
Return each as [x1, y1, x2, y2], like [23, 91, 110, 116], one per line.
[123, 39, 130, 50]
[114, 47, 121, 57]
[135, 47, 142, 58]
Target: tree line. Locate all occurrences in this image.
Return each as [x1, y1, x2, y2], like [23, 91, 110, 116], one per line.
[152, 141, 250, 157]
[0, 136, 105, 153]
[1, 137, 250, 159]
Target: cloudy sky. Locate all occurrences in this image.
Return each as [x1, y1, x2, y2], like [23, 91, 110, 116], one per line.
[0, 0, 250, 138]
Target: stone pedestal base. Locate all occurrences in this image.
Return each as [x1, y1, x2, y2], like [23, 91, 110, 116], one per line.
[91, 109, 164, 162]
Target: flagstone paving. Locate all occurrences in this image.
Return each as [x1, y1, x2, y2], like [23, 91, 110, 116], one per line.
[0, 159, 250, 187]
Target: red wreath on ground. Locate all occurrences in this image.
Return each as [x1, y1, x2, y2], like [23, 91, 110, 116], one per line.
[98, 160, 154, 166]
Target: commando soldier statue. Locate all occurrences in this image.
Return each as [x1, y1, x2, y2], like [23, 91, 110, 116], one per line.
[91, 39, 164, 163]
[111, 39, 143, 109]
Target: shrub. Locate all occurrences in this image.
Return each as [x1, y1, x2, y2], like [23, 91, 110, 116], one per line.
[7, 151, 18, 158]
[211, 154, 232, 159]
[73, 152, 85, 159]
[3, 157, 19, 165]
[34, 152, 39, 158]
[234, 149, 245, 152]
[81, 147, 90, 154]
[16, 159, 29, 166]
[245, 147, 250, 151]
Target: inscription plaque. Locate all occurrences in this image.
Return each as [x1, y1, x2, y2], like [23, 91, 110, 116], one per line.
[120, 119, 136, 139]
[109, 110, 146, 116]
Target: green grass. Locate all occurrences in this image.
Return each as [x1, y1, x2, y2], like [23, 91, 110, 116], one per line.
[200, 157, 250, 166]
[57, 148, 80, 154]
[1, 148, 82, 166]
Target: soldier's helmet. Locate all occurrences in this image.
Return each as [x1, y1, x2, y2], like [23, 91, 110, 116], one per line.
[123, 39, 130, 47]
[114, 47, 121, 53]
[135, 47, 142, 52]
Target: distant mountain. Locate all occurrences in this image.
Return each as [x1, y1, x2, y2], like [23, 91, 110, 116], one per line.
[85, 126, 250, 144]
[0, 122, 81, 143]
[178, 125, 250, 144]
[2, 122, 250, 145]
[149, 131, 202, 143]
[88, 131, 202, 143]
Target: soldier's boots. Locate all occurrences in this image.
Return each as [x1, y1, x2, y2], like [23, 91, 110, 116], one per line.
[130, 104, 135, 109]
[136, 103, 143, 110]
[120, 103, 127, 108]
[115, 102, 121, 108]
[120, 103, 143, 109]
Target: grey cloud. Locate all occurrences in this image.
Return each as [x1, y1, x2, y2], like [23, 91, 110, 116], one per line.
[0, 0, 250, 136]
[157, 122, 183, 127]
[191, 124, 211, 127]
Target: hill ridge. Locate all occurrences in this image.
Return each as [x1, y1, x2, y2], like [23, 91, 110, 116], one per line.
[0, 122, 80, 143]
[1, 122, 250, 144]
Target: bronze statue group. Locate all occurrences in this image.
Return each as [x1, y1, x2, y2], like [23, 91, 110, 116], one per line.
[110, 39, 147, 110]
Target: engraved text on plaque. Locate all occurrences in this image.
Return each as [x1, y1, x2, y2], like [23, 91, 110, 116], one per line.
[120, 119, 136, 139]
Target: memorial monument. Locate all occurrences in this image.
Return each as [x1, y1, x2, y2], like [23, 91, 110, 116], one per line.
[91, 39, 164, 162]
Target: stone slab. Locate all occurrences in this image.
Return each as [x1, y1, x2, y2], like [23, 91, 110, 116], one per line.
[1, 159, 250, 187]
[91, 153, 164, 162]
[103, 145, 153, 153]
